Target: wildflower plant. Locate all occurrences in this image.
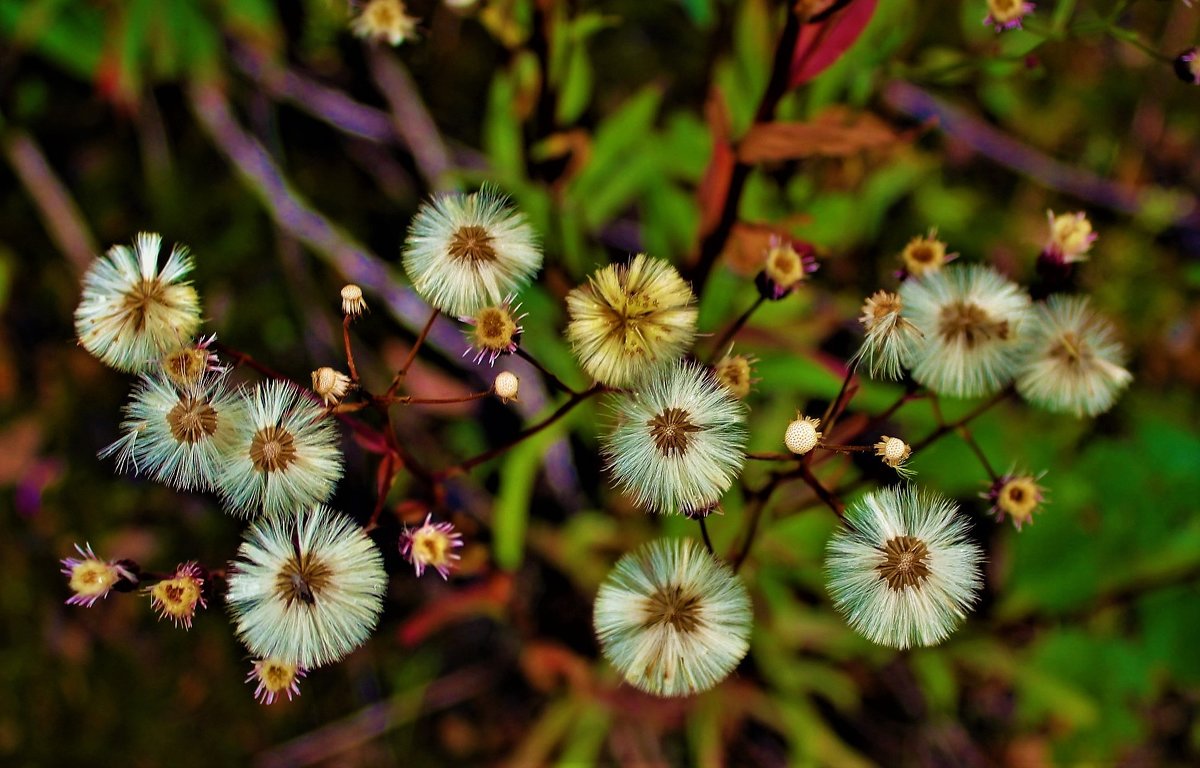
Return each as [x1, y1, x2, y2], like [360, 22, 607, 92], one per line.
[45, 0, 1162, 757]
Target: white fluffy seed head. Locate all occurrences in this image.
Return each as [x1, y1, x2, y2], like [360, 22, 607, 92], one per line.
[593, 538, 752, 697]
[74, 232, 202, 372]
[784, 415, 821, 455]
[226, 505, 388, 669]
[603, 360, 748, 515]
[218, 380, 345, 518]
[899, 263, 1032, 398]
[100, 371, 242, 492]
[402, 187, 542, 317]
[1015, 296, 1131, 417]
[493, 371, 519, 402]
[825, 486, 984, 649]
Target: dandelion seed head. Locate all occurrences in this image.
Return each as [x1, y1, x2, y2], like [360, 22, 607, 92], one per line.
[227, 505, 387, 669]
[900, 264, 1032, 397]
[403, 188, 542, 317]
[826, 486, 983, 649]
[1015, 296, 1131, 417]
[853, 290, 922, 381]
[593, 538, 752, 697]
[566, 254, 698, 388]
[341, 284, 368, 318]
[74, 233, 202, 372]
[603, 361, 747, 515]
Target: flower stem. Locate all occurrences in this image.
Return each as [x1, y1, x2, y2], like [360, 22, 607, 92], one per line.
[707, 295, 765, 362]
[343, 315, 360, 383]
[387, 307, 440, 397]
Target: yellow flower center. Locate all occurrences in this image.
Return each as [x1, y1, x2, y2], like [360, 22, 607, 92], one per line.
[70, 560, 120, 597]
[472, 306, 518, 350]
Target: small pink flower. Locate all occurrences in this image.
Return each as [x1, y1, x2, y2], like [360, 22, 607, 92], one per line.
[147, 562, 207, 629]
[983, 473, 1046, 530]
[983, 0, 1035, 32]
[400, 514, 464, 579]
[247, 659, 307, 705]
[61, 543, 135, 607]
[460, 295, 527, 366]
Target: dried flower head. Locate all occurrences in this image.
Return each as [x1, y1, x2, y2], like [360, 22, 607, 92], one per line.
[61, 543, 135, 607]
[74, 232, 201, 372]
[462, 297, 525, 365]
[162, 334, 225, 390]
[603, 361, 748, 515]
[101, 371, 242, 492]
[1042, 210, 1097, 265]
[148, 562, 206, 629]
[899, 264, 1032, 398]
[593, 538, 752, 697]
[984, 0, 1035, 32]
[784, 415, 822, 456]
[341, 284, 368, 318]
[493, 371, 520, 402]
[226, 505, 388, 669]
[1015, 296, 1132, 417]
[247, 658, 307, 705]
[218, 380, 344, 518]
[826, 486, 983, 649]
[351, 0, 420, 46]
[399, 514, 464, 579]
[566, 254, 698, 388]
[985, 472, 1046, 530]
[403, 187, 542, 317]
[755, 236, 818, 300]
[1175, 48, 1200, 85]
[899, 230, 955, 279]
[713, 352, 756, 399]
[874, 436, 914, 478]
[852, 290, 923, 380]
[311, 367, 353, 406]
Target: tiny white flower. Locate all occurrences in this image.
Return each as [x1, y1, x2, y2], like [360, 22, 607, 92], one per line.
[74, 232, 202, 372]
[603, 360, 747, 515]
[226, 505, 388, 669]
[826, 486, 983, 649]
[593, 538, 752, 697]
[403, 187, 542, 317]
[1015, 296, 1132, 417]
[900, 264, 1032, 398]
[100, 371, 242, 492]
[218, 380, 344, 518]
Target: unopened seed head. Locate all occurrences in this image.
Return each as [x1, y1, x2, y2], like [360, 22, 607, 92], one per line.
[311, 367, 352, 406]
[784, 415, 821, 455]
[713, 353, 755, 399]
[340, 284, 367, 318]
[494, 371, 519, 402]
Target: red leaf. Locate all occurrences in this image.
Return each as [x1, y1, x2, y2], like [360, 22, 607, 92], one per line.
[696, 88, 735, 239]
[789, 0, 878, 88]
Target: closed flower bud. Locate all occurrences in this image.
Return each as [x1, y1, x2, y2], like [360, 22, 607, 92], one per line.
[713, 352, 756, 399]
[784, 415, 822, 455]
[341, 284, 368, 318]
[493, 371, 520, 402]
[1174, 48, 1200, 85]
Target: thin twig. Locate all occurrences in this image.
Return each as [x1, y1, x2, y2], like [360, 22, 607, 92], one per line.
[515, 347, 578, 396]
[436, 385, 605, 478]
[697, 516, 716, 556]
[388, 307, 441, 396]
[707, 295, 765, 362]
[342, 316, 360, 382]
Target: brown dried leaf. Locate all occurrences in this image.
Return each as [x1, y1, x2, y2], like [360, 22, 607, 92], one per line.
[738, 107, 906, 164]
